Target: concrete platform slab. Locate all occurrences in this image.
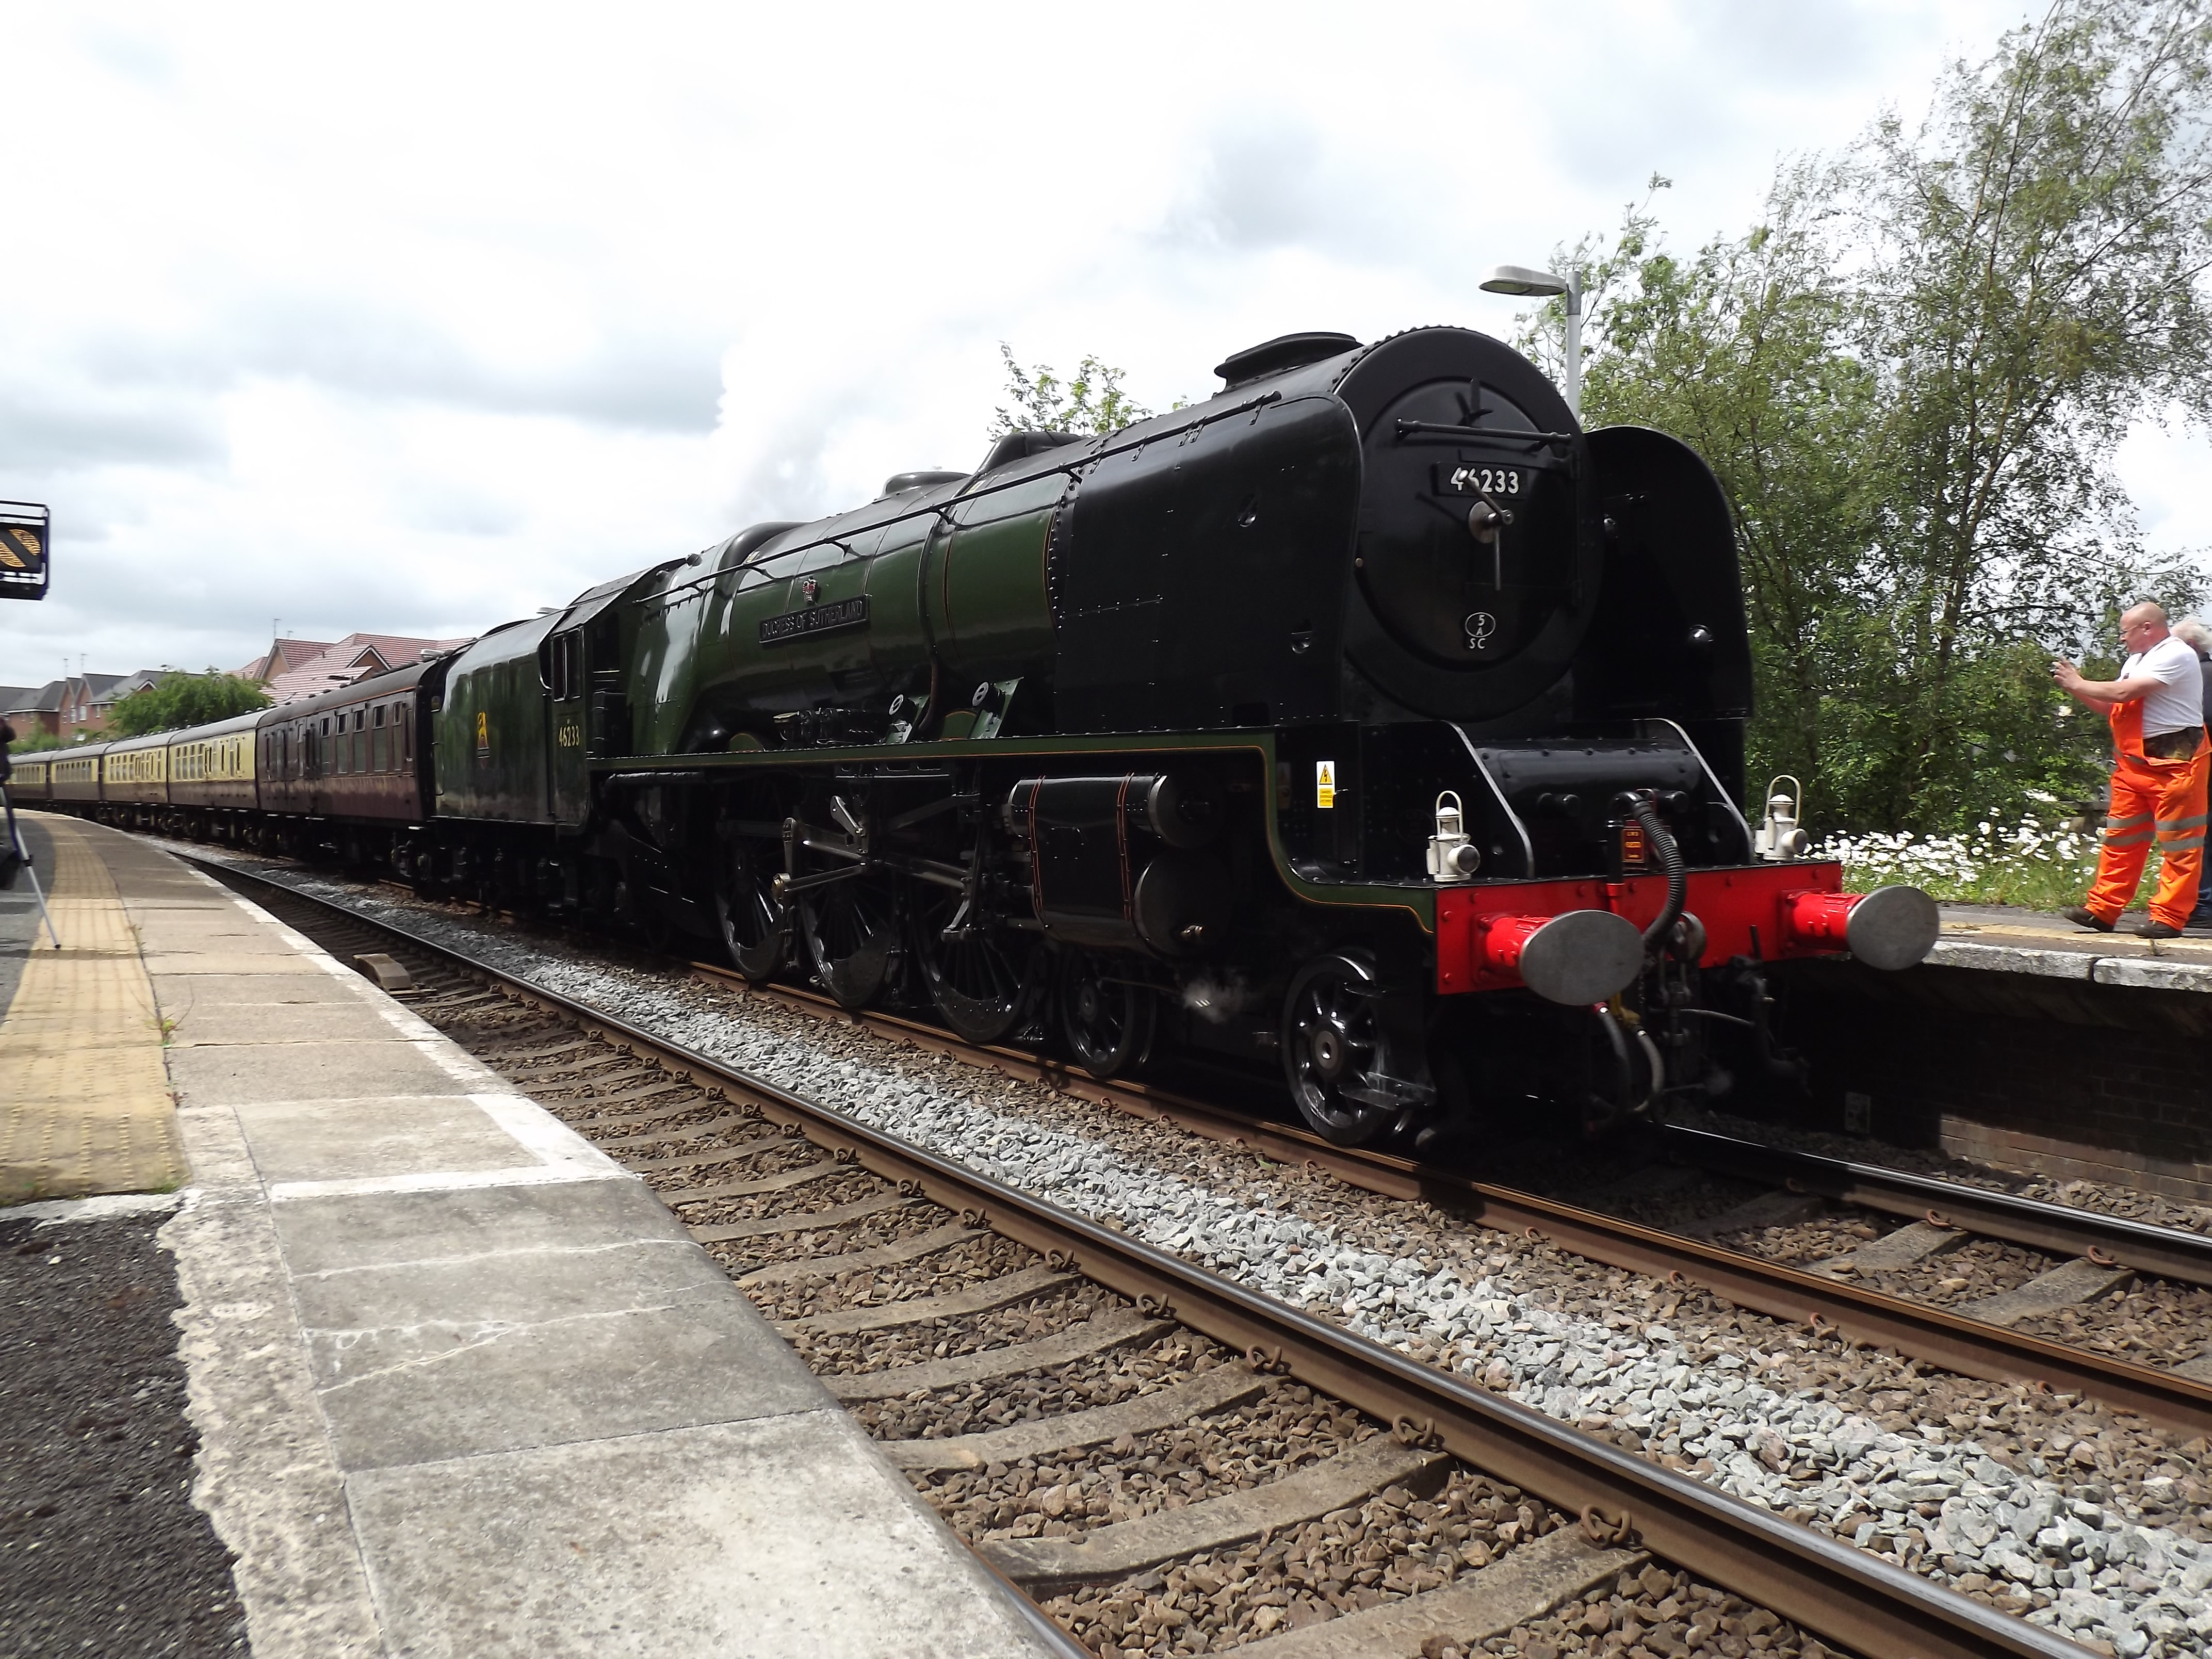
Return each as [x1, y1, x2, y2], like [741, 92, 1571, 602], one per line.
[140, 950, 340, 975]
[313, 1295, 833, 1471]
[166, 999, 407, 1046]
[167, 1036, 486, 1104]
[270, 1174, 683, 1273]
[229, 1093, 535, 1184]
[1936, 903, 2212, 989]
[10, 818, 1050, 1658]
[346, 1411, 1027, 1659]
[134, 912, 285, 944]
[149, 969, 363, 1008]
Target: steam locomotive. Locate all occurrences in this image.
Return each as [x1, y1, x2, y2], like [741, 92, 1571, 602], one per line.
[12, 326, 1938, 1146]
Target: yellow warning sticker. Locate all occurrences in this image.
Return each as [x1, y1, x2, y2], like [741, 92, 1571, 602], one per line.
[1316, 760, 1336, 810]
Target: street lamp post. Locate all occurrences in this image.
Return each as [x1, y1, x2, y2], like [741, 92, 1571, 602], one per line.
[1479, 264, 1581, 423]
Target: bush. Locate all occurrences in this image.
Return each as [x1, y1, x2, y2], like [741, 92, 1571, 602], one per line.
[108, 671, 271, 737]
[1819, 803, 2157, 912]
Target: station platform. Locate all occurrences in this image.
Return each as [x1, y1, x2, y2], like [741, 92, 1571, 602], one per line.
[0, 812, 1055, 1659]
[1935, 901, 2212, 993]
[1777, 901, 2212, 1205]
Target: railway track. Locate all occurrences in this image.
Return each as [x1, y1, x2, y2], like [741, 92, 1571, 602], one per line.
[643, 955, 2212, 1443]
[651, 961, 2212, 1439]
[181, 852, 2109, 1659]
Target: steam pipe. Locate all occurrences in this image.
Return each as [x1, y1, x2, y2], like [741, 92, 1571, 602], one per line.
[1623, 791, 1686, 952]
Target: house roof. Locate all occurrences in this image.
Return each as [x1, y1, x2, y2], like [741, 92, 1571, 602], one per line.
[245, 633, 472, 705]
[236, 637, 337, 681]
[4, 680, 67, 714]
[61, 670, 165, 710]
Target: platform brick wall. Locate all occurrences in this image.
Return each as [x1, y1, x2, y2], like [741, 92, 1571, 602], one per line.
[1753, 959, 2212, 1203]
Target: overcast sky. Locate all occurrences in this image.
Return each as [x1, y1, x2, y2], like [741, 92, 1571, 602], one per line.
[3, 0, 2202, 689]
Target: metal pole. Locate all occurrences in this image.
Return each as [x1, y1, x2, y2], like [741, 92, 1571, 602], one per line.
[1, 783, 61, 950]
[1564, 269, 1583, 423]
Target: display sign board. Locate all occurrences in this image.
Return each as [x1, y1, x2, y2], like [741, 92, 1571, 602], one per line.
[0, 503, 50, 601]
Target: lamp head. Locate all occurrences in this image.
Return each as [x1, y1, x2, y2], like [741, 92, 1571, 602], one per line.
[1480, 264, 1569, 298]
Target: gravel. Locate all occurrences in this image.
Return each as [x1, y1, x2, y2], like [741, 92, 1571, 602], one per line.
[191, 854, 2212, 1658]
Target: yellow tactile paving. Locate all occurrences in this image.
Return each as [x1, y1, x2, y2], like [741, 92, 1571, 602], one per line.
[0, 816, 185, 1202]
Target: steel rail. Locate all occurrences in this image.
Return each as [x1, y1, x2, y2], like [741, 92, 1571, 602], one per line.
[1657, 1124, 2212, 1291]
[684, 961, 2212, 1439]
[195, 856, 2082, 1659]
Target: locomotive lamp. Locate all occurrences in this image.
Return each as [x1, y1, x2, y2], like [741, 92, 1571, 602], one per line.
[1754, 775, 1812, 861]
[1426, 791, 1482, 881]
[1481, 265, 1582, 420]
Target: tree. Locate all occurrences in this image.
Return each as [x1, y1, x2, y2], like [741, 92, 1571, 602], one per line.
[108, 670, 273, 737]
[1536, 0, 2212, 833]
[1848, 0, 2212, 827]
[989, 344, 1154, 437]
[1575, 173, 1885, 808]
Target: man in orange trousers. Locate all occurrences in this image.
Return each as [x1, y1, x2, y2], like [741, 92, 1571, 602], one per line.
[2054, 602, 2209, 939]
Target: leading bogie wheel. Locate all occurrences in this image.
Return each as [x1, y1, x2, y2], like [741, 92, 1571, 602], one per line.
[1058, 951, 1155, 1081]
[1281, 954, 1400, 1147]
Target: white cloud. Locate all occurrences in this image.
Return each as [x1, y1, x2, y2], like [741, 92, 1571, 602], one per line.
[9, 0, 2191, 690]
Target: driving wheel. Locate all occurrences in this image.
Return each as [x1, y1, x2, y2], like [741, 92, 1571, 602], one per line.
[715, 838, 787, 984]
[911, 879, 1041, 1043]
[796, 857, 898, 1010]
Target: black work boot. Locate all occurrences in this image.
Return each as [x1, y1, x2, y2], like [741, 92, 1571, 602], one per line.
[2062, 906, 2115, 933]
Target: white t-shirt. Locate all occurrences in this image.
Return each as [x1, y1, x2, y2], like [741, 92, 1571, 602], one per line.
[2124, 633, 2206, 736]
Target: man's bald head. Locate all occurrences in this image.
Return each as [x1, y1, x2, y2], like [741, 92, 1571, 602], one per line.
[2122, 601, 2171, 649]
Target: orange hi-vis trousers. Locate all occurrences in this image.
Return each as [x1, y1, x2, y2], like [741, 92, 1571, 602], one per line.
[2084, 698, 2209, 930]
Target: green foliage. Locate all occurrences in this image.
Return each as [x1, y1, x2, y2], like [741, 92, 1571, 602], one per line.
[6, 730, 64, 754]
[108, 670, 272, 737]
[989, 344, 1155, 437]
[1538, 0, 2212, 833]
